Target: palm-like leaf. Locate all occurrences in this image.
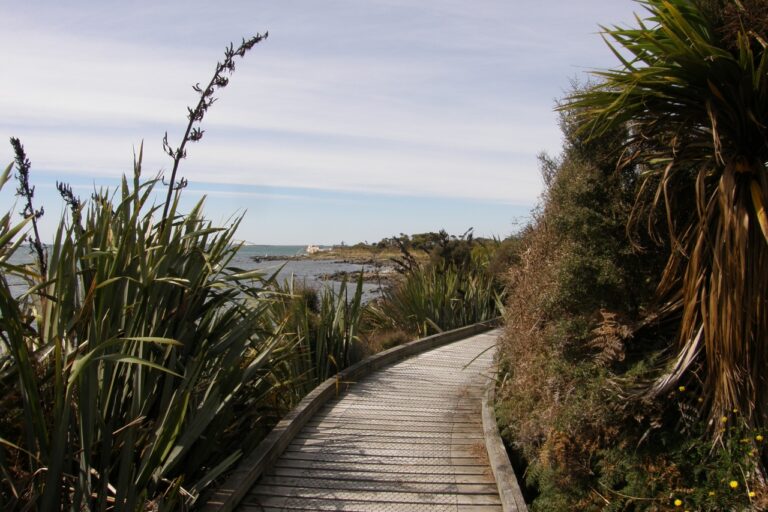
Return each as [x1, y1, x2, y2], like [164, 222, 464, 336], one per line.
[0, 153, 286, 510]
[370, 251, 503, 338]
[566, 0, 768, 430]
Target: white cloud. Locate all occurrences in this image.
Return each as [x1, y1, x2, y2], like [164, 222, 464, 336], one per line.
[0, 0, 638, 209]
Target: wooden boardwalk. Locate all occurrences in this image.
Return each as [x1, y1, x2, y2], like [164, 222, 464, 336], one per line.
[238, 329, 502, 512]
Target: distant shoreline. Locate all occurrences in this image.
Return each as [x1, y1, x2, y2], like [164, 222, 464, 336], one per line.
[246, 246, 421, 286]
[249, 246, 426, 266]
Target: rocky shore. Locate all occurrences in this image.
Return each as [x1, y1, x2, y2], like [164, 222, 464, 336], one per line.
[318, 267, 400, 285]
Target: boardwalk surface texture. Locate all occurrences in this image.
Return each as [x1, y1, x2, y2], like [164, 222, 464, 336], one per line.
[239, 329, 501, 512]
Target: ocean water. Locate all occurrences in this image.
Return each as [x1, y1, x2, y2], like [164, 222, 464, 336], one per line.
[238, 245, 310, 258]
[231, 245, 383, 302]
[5, 245, 385, 302]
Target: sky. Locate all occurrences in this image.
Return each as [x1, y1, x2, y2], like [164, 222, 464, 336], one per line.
[0, 0, 640, 245]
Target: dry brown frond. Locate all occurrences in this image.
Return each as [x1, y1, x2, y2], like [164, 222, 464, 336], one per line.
[659, 161, 768, 427]
[589, 310, 632, 367]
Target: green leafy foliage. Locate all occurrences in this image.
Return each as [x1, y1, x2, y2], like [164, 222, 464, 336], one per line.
[0, 159, 371, 510]
[263, 275, 367, 405]
[495, 98, 725, 509]
[0, 154, 285, 510]
[566, 0, 768, 429]
[370, 241, 505, 339]
[496, 0, 768, 504]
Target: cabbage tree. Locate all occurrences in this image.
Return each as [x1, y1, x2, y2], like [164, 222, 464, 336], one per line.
[566, 0, 768, 430]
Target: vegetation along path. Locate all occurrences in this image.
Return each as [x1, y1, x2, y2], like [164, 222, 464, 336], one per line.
[238, 330, 503, 511]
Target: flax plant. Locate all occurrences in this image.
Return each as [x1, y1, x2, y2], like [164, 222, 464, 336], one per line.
[160, 33, 268, 225]
[565, 0, 768, 430]
[0, 155, 288, 510]
[0, 34, 283, 510]
[263, 275, 366, 402]
[371, 253, 503, 338]
[311, 276, 365, 381]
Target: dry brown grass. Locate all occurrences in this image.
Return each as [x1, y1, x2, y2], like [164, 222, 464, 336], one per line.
[359, 329, 411, 353]
[497, 220, 566, 454]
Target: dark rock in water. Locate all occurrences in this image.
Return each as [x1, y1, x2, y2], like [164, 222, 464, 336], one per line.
[251, 255, 305, 262]
[319, 268, 399, 285]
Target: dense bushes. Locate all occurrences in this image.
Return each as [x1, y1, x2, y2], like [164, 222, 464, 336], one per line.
[498, 1, 768, 507]
[263, 275, 367, 404]
[568, 0, 768, 433]
[497, 107, 661, 509]
[369, 237, 505, 339]
[496, 94, 767, 509]
[0, 161, 284, 510]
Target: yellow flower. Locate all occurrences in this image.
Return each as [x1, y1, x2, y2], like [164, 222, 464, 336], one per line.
[749, 491, 756, 498]
[678, 386, 686, 392]
[730, 480, 739, 489]
[673, 498, 683, 507]
[756, 434, 764, 442]
[733, 408, 738, 413]
[721, 416, 728, 423]
[708, 491, 716, 496]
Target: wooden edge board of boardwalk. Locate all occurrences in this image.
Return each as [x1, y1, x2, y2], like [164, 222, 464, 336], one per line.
[205, 325, 526, 512]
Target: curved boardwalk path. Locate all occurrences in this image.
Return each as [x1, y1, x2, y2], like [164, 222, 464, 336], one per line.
[238, 329, 502, 512]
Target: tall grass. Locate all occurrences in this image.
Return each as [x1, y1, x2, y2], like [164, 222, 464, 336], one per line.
[0, 156, 292, 509]
[0, 165, 374, 510]
[262, 276, 366, 404]
[370, 250, 504, 338]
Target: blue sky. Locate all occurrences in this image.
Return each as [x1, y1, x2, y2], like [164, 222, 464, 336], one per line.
[1, 0, 639, 245]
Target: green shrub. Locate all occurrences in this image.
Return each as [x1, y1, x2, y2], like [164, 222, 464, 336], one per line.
[496, 1, 768, 508]
[0, 159, 285, 510]
[368, 329, 411, 351]
[497, 64, 768, 507]
[267, 275, 366, 389]
[370, 250, 504, 338]
[495, 99, 673, 509]
[566, 0, 768, 429]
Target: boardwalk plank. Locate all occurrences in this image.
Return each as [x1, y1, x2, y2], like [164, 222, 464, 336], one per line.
[273, 459, 491, 475]
[289, 436, 484, 447]
[246, 485, 502, 505]
[304, 422, 481, 433]
[236, 330, 501, 512]
[297, 427, 485, 440]
[240, 498, 502, 512]
[266, 467, 497, 485]
[283, 446, 484, 458]
[256, 476, 499, 495]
